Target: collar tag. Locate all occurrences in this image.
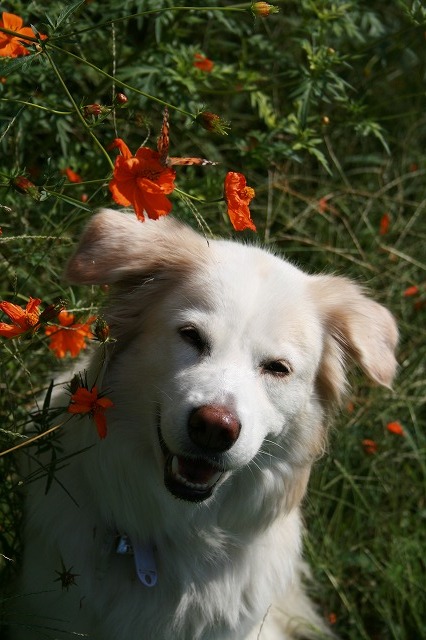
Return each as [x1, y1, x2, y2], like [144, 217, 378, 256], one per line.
[116, 534, 157, 587]
[133, 541, 157, 587]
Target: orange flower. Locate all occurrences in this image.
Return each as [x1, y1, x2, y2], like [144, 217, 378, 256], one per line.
[346, 400, 354, 413]
[379, 212, 390, 235]
[386, 421, 405, 436]
[403, 285, 419, 297]
[193, 53, 214, 72]
[63, 168, 82, 183]
[327, 612, 337, 625]
[109, 138, 176, 221]
[45, 310, 95, 358]
[68, 386, 114, 439]
[0, 12, 44, 58]
[317, 196, 329, 213]
[224, 172, 256, 232]
[362, 439, 378, 455]
[0, 297, 41, 338]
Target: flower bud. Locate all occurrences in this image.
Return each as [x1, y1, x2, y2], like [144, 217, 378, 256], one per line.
[195, 111, 230, 135]
[251, 2, 279, 17]
[93, 317, 110, 343]
[12, 176, 41, 201]
[82, 103, 103, 118]
[115, 92, 128, 105]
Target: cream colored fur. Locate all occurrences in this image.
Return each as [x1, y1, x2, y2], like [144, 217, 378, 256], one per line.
[10, 209, 398, 640]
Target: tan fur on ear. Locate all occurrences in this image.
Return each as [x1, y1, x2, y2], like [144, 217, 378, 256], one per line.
[311, 275, 398, 404]
[65, 209, 207, 285]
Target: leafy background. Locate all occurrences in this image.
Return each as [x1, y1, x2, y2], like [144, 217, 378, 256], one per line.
[1, 1, 425, 638]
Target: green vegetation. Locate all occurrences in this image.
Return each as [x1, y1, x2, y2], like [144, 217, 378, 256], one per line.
[1, 1, 425, 638]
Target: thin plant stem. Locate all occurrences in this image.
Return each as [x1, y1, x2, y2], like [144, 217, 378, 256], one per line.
[43, 47, 114, 171]
[57, 5, 250, 39]
[0, 419, 69, 457]
[0, 98, 72, 115]
[47, 43, 195, 119]
[174, 187, 224, 204]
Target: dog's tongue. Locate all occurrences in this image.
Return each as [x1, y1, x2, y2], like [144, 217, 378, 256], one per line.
[175, 456, 220, 485]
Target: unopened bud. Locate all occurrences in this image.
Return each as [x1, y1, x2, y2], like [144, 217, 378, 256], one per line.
[251, 2, 279, 16]
[82, 103, 103, 118]
[115, 93, 128, 105]
[195, 111, 230, 135]
[93, 317, 110, 343]
[12, 176, 41, 201]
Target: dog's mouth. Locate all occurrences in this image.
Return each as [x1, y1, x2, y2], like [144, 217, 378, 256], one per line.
[158, 429, 223, 503]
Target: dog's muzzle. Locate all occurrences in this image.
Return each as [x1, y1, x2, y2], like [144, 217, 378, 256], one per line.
[158, 405, 241, 503]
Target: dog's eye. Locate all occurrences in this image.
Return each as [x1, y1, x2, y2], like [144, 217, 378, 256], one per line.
[178, 326, 207, 353]
[262, 360, 292, 377]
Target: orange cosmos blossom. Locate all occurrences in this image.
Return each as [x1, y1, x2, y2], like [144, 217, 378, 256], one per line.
[0, 297, 41, 338]
[45, 310, 95, 358]
[379, 212, 390, 235]
[63, 167, 82, 183]
[362, 439, 378, 455]
[403, 285, 419, 297]
[0, 12, 46, 58]
[386, 421, 405, 437]
[224, 171, 256, 232]
[109, 138, 176, 221]
[193, 53, 214, 72]
[68, 386, 114, 439]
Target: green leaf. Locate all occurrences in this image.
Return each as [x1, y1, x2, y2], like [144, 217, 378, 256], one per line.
[53, 0, 87, 31]
[0, 55, 35, 77]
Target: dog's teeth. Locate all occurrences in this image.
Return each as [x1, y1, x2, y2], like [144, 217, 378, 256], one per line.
[170, 455, 221, 490]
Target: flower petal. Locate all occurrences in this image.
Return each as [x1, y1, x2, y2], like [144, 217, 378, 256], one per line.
[94, 411, 108, 439]
[224, 172, 256, 232]
[110, 138, 133, 159]
[0, 322, 26, 337]
[2, 12, 24, 31]
[109, 178, 133, 207]
[0, 301, 25, 323]
[26, 297, 42, 314]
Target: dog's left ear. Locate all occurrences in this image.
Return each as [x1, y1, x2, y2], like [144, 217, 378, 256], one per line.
[310, 275, 398, 404]
[65, 208, 206, 285]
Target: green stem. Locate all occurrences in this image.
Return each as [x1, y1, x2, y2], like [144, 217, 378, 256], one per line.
[0, 98, 72, 115]
[43, 47, 114, 171]
[47, 43, 193, 119]
[0, 26, 39, 42]
[175, 187, 224, 204]
[0, 418, 70, 457]
[57, 5, 250, 40]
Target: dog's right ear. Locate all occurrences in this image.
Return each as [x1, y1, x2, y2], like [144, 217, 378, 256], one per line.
[65, 209, 206, 285]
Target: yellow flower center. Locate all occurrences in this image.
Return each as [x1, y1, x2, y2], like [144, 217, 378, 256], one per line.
[25, 311, 40, 327]
[140, 168, 162, 181]
[241, 186, 255, 200]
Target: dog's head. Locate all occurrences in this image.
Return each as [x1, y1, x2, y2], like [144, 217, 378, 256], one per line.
[66, 209, 398, 532]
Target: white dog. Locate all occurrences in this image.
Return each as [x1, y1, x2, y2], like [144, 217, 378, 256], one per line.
[11, 209, 398, 640]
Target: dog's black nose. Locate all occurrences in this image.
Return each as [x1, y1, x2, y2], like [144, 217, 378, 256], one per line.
[188, 405, 241, 452]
